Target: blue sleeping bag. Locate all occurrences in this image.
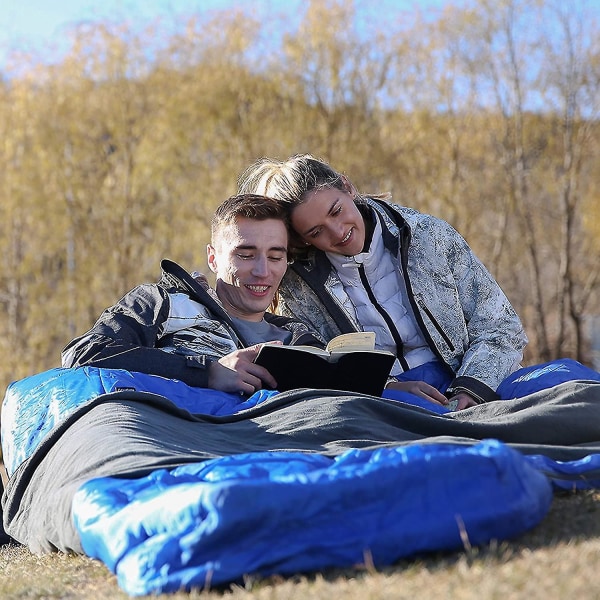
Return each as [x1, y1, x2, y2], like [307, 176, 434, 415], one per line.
[498, 359, 600, 399]
[73, 440, 552, 595]
[0, 366, 277, 476]
[2, 363, 600, 596]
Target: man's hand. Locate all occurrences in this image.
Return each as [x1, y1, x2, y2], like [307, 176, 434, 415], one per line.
[207, 342, 281, 395]
[385, 380, 449, 407]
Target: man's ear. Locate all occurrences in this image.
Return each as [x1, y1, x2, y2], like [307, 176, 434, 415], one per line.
[207, 244, 218, 273]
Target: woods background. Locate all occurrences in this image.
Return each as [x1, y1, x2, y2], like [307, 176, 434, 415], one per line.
[0, 0, 599, 395]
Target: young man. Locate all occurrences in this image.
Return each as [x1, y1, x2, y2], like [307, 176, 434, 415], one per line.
[61, 194, 322, 394]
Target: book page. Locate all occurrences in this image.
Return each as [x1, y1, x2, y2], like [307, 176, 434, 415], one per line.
[325, 331, 376, 353]
[261, 343, 329, 356]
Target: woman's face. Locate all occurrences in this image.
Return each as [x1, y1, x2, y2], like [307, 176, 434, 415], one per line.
[291, 185, 366, 256]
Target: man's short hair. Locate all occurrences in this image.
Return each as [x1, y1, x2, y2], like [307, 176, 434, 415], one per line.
[211, 194, 288, 241]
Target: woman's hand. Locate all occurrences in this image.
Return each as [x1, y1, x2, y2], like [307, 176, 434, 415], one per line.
[386, 380, 478, 411]
[446, 391, 478, 411]
[385, 380, 449, 407]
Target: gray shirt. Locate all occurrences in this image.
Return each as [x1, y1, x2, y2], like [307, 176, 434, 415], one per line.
[232, 317, 292, 346]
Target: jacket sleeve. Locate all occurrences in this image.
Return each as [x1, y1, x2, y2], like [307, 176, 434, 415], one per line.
[61, 284, 213, 388]
[422, 217, 528, 400]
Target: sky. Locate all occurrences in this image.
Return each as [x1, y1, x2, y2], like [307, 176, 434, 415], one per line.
[0, 1, 279, 67]
[0, 0, 235, 40]
[0, 0, 251, 65]
[0, 0, 445, 68]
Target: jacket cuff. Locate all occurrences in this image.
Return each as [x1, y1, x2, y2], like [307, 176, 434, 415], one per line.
[183, 355, 216, 388]
[185, 355, 216, 369]
[446, 376, 499, 404]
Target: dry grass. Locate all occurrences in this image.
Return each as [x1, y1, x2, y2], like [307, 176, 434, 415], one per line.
[0, 489, 598, 600]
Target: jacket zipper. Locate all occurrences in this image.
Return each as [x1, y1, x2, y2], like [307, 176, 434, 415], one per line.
[395, 223, 454, 364]
[418, 302, 455, 351]
[358, 264, 410, 372]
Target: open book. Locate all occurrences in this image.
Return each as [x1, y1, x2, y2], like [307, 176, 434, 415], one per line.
[254, 332, 395, 396]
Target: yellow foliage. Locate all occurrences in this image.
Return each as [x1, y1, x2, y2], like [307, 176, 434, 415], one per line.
[0, 0, 599, 393]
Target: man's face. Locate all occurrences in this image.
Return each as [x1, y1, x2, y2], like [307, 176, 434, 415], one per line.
[207, 217, 288, 322]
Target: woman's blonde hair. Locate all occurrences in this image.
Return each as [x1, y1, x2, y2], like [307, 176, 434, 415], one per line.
[238, 154, 348, 206]
[238, 154, 390, 254]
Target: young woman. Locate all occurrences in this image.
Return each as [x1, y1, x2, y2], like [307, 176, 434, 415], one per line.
[238, 154, 528, 411]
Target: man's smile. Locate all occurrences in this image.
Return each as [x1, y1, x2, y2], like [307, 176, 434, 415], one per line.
[245, 284, 271, 295]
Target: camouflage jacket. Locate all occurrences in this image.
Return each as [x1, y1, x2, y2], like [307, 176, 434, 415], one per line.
[276, 198, 528, 402]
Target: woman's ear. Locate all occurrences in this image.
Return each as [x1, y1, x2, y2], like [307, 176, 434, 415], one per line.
[206, 244, 218, 273]
[340, 175, 356, 196]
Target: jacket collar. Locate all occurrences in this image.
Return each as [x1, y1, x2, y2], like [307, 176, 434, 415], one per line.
[158, 258, 242, 337]
[159, 258, 322, 348]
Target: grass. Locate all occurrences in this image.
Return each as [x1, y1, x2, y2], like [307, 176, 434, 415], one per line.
[0, 489, 598, 600]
